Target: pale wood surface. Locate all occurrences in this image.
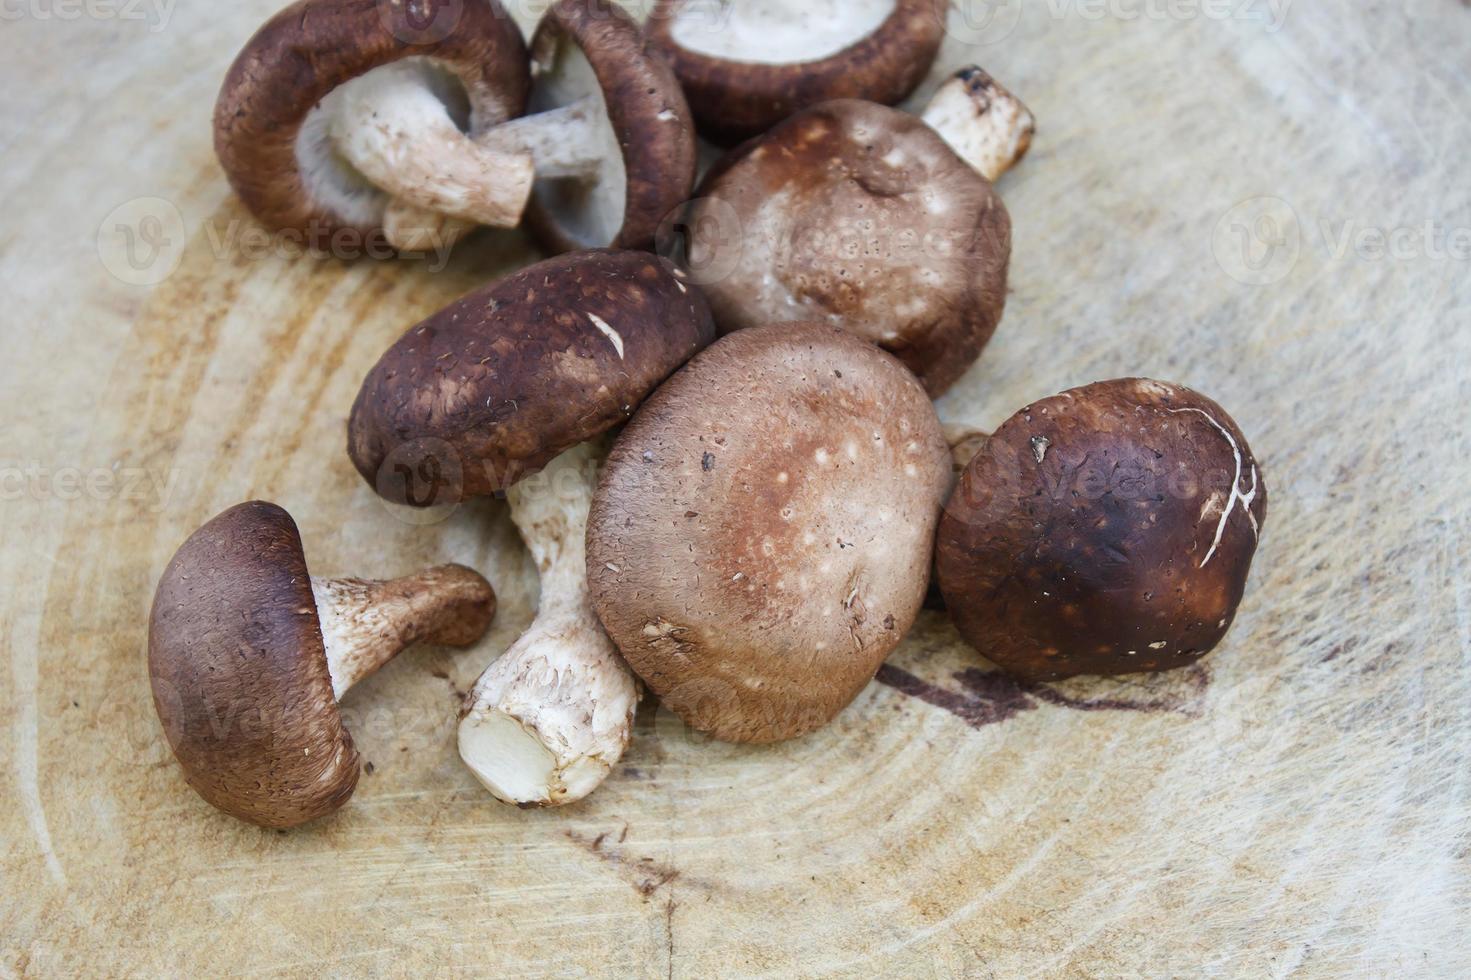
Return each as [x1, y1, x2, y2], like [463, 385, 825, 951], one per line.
[3, 0, 1469, 975]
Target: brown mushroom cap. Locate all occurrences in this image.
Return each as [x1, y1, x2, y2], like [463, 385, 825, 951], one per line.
[587, 323, 951, 743]
[645, 0, 946, 145]
[682, 99, 1011, 396]
[148, 501, 357, 828]
[936, 379, 1268, 681]
[521, 0, 697, 252]
[348, 249, 715, 505]
[213, 0, 529, 243]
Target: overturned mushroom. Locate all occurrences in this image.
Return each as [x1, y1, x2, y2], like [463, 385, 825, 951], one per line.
[587, 323, 951, 742]
[215, 0, 694, 254]
[148, 501, 495, 828]
[936, 379, 1268, 681]
[389, 0, 698, 253]
[646, 0, 947, 145]
[348, 249, 715, 804]
[214, 0, 530, 248]
[678, 67, 1034, 395]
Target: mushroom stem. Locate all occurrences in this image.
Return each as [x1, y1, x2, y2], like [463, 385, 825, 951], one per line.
[476, 97, 608, 181]
[329, 62, 536, 229]
[921, 66, 1035, 183]
[458, 442, 639, 807]
[314, 564, 497, 700]
[376, 97, 607, 250]
[381, 202, 476, 253]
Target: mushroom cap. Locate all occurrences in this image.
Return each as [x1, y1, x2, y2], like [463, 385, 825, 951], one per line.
[646, 0, 946, 145]
[936, 379, 1269, 682]
[148, 501, 357, 828]
[683, 99, 1011, 396]
[214, 0, 529, 243]
[521, 0, 697, 253]
[348, 249, 715, 505]
[587, 323, 951, 743]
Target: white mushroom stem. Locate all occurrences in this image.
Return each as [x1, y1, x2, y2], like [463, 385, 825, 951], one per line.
[313, 565, 495, 700]
[480, 97, 609, 180]
[921, 66, 1036, 183]
[380, 203, 475, 255]
[379, 98, 608, 251]
[328, 62, 535, 233]
[458, 442, 639, 807]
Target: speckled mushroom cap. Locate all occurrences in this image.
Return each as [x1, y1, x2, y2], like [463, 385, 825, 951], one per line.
[645, 0, 946, 145]
[936, 379, 1268, 681]
[683, 99, 1011, 396]
[214, 0, 529, 242]
[148, 501, 357, 829]
[521, 0, 697, 252]
[348, 249, 715, 505]
[587, 323, 952, 743]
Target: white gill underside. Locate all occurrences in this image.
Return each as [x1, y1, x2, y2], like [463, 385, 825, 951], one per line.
[296, 58, 474, 230]
[669, 0, 897, 64]
[527, 33, 627, 247]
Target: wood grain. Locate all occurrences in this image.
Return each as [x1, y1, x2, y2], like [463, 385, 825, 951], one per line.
[2, 0, 1468, 975]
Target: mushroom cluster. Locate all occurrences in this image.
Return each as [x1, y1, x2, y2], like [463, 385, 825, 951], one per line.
[149, 2, 1272, 827]
[215, 0, 695, 253]
[348, 248, 715, 805]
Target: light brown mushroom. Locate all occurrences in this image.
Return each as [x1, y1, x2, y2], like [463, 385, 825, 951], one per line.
[645, 0, 947, 144]
[147, 501, 495, 828]
[936, 379, 1268, 680]
[347, 249, 715, 804]
[676, 67, 1035, 395]
[587, 323, 951, 742]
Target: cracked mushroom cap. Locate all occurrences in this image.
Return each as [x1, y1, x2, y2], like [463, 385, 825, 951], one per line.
[213, 0, 529, 242]
[587, 323, 951, 743]
[148, 501, 358, 829]
[682, 99, 1011, 396]
[521, 0, 697, 252]
[348, 249, 715, 505]
[936, 379, 1268, 682]
[646, 0, 946, 145]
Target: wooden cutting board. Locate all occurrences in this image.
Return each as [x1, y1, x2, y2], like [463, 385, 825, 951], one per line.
[4, 0, 1468, 974]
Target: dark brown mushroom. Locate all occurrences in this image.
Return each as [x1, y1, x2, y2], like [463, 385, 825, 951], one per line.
[517, 0, 698, 252]
[936, 379, 1268, 681]
[348, 249, 714, 805]
[386, 0, 699, 253]
[214, 0, 531, 248]
[215, 0, 694, 255]
[646, 0, 947, 145]
[147, 501, 495, 828]
[587, 323, 952, 743]
[676, 67, 1035, 395]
